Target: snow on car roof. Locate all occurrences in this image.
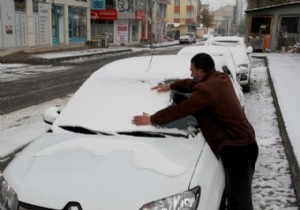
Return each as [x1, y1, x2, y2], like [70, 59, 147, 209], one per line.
[54, 55, 193, 134]
[177, 46, 237, 74]
[206, 36, 245, 47]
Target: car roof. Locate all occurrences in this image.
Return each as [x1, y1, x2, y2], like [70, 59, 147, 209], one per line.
[177, 45, 238, 75]
[207, 36, 244, 42]
[205, 36, 245, 47]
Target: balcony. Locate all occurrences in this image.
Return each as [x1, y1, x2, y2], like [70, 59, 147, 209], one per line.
[174, 6, 180, 12]
[186, 5, 194, 12]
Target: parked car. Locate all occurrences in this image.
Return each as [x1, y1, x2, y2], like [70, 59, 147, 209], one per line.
[179, 35, 193, 45]
[186, 32, 197, 43]
[205, 36, 253, 92]
[1, 55, 226, 210]
[177, 45, 245, 109]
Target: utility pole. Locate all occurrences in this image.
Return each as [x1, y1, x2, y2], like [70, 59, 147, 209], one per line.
[148, 0, 156, 48]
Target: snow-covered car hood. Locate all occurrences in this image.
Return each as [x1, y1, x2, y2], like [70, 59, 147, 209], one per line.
[4, 132, 205, 210]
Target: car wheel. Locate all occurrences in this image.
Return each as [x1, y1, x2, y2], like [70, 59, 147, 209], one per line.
[219, 189, 226, 210]
[243, 81, 250, 92]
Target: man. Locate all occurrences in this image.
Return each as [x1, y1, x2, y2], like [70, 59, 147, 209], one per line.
[132, 53, 258, 210]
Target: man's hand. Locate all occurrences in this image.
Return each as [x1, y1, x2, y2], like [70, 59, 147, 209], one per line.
[151, 84, 171, 92]
[132, 112, 151, 126]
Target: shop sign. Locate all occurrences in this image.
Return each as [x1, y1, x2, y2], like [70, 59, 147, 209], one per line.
[135, 9, 145, 20]
[91, 9, 117, 20]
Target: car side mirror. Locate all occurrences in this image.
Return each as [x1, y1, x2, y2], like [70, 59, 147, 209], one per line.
[247, 46, 253, 54]
[43, 106, 60, 125]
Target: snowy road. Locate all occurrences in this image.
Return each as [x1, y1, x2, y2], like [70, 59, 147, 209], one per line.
[0, 58, 299, 209]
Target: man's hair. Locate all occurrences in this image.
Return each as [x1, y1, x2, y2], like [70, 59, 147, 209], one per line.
[191, 53, 215, 72]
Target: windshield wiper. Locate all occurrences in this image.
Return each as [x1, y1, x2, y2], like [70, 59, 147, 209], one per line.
[59, 126, 114, 136]
[118, 131, 188, 138]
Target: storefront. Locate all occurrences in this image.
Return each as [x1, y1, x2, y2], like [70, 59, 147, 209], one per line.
[90, 0, 145, 45]
[90, 9, 117, 42]
[68, 6, 87, 44]
[245, 2, 300, 51]
[116, 0, 142, 44]
[0, 0, 89, 49]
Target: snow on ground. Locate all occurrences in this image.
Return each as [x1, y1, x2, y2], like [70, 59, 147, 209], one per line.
[0, 63, 72, 82]
[0, 57, 299, 209]
[247, 58, 298, 210]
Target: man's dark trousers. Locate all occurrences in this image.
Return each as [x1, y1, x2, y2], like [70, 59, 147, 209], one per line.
[220, 143, 259, 210]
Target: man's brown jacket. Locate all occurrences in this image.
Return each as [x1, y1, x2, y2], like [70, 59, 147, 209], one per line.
[150, 70, 256, 157]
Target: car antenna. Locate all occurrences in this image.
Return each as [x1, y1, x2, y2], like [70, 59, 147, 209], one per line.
[147, 39, 157, 72]
[147, 20, 163, 72]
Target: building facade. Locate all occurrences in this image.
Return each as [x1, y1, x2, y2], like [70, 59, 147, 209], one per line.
[0, 0, 169, 49]
[245, 2, 300, 51]
[0, 0, 90, 48]
[212, 5, 234, 36]
[165, 0, 197, 40]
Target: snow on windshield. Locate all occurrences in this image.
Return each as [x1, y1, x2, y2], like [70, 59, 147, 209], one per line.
[53, 56, 192, 134]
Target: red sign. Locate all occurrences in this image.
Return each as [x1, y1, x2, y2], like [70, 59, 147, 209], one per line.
[135, 10, 145, 20]
[91, 9, 117, 20]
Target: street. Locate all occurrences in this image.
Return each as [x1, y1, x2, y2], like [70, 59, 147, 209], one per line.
[0, 47, 299, 209]
[0, 47, 180, 114]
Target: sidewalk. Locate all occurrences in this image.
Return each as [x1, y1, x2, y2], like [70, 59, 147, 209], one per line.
[256, 53, 300, 204]
[0, 40, 180, 63]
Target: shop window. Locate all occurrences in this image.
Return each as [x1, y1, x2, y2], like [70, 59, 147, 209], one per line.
[33, 0, 38, 13]
[250, 17, 271, 35]
[106, 0, 116, 9]
[279, 16, 299, 36]
[14, 0, 26, 11]
[92, 0, 115, 9]
[278, 16, 299, 48]
[69, 7, 87, 41]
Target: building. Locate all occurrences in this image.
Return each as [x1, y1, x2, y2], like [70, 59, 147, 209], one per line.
[165, 0, 197, 40]
[245, 2, 300, 51]
[212, 5, 234, 36]
[0, 0, 90, 48]
[0, 0, 169, 49]
[90, 0, 148, 44]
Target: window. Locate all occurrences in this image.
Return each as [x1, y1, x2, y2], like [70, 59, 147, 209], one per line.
[279, 16, 299, 35]
[14, 0, 26, 11]
[250, 17, 271, 35]
[69, 7, 87, 40]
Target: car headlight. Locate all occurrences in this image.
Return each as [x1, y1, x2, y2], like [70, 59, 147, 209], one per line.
[140, 186, 200, 210]
[0, 173, 18, 210]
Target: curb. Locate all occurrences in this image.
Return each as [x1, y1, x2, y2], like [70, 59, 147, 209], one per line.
[259, 55, 300, 207]
[27, 49, 133, 63]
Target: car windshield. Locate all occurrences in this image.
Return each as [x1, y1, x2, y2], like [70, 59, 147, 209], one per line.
[53, 55, 197, 137]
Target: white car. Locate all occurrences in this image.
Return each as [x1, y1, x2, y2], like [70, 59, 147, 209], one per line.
[179, 35, 193, 45]
[205, 36, 253, 92]
[1, 55, 226, 210]
[177, 45, 245, 109]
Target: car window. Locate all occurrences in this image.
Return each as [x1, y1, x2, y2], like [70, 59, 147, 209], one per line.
[156, 79, 198, 132]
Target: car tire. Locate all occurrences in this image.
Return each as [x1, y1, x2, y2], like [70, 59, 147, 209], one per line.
[243, 81, 250, 92]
